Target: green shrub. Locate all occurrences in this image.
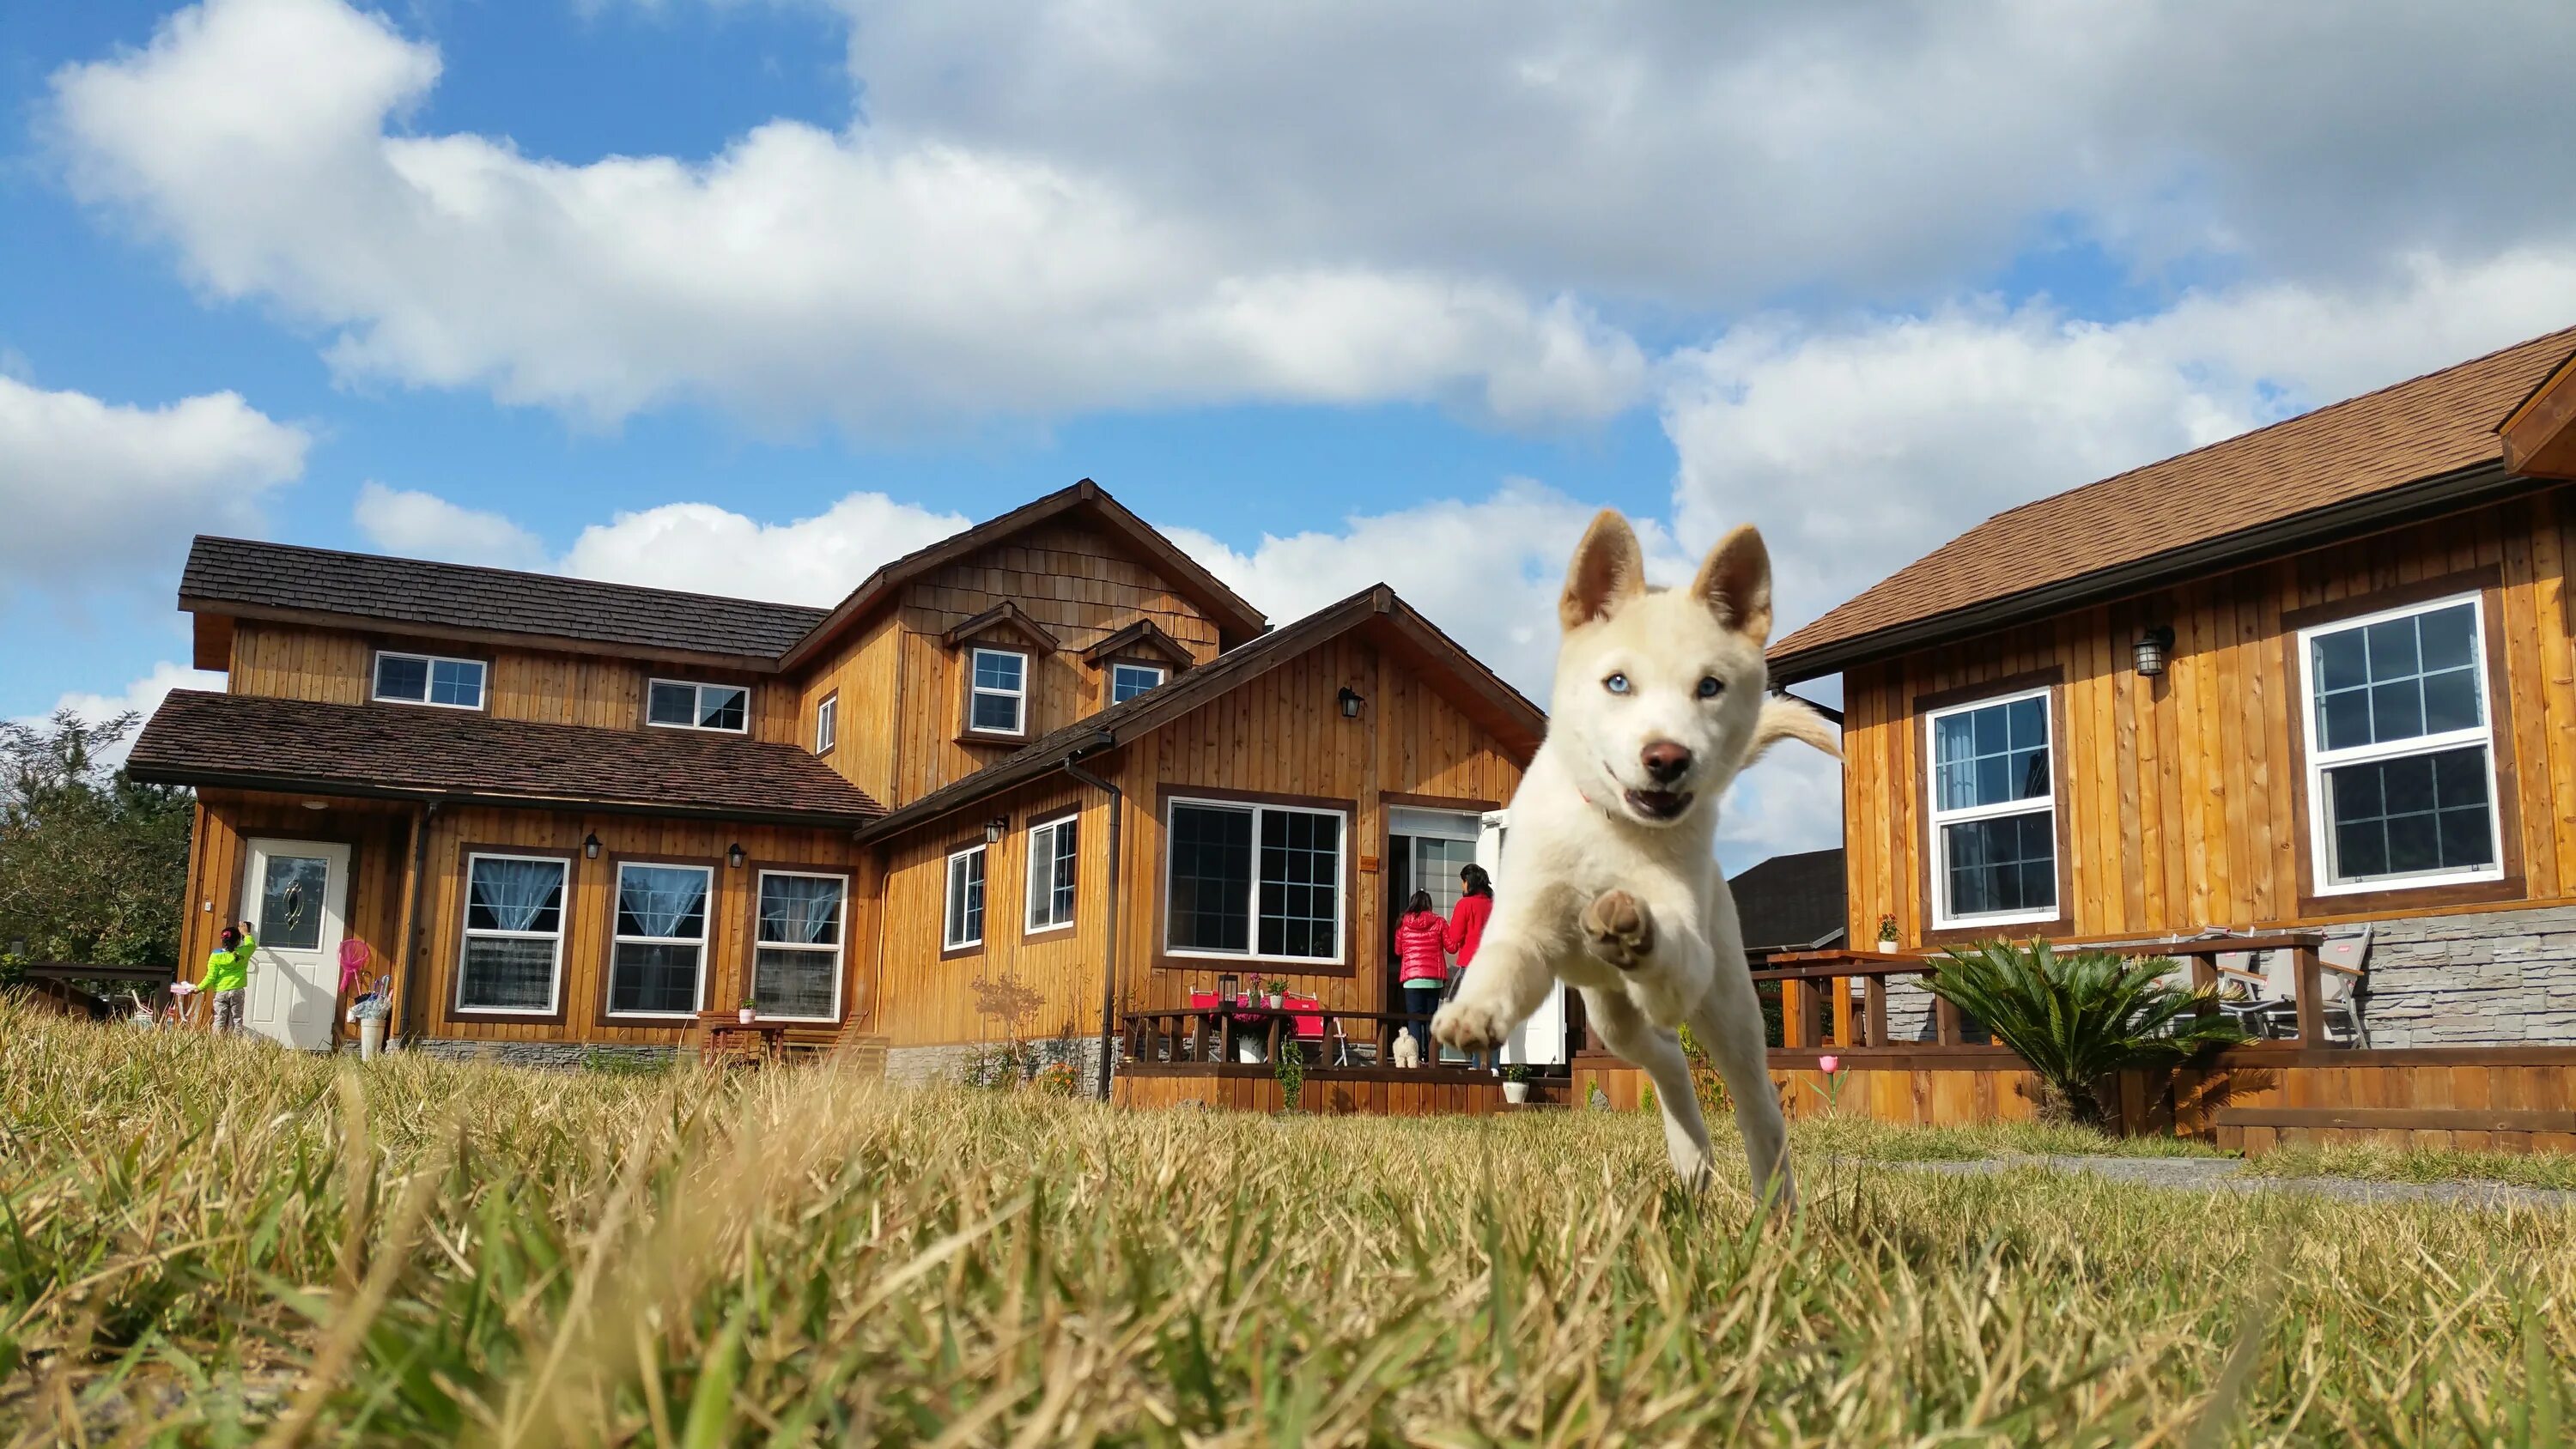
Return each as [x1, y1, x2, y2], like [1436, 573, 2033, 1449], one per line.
[1924, 938, 2247, 1126]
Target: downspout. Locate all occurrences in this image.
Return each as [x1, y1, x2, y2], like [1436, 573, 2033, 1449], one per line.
[1061, 730, 1122, 1101]
[396, 803, 436, 1045]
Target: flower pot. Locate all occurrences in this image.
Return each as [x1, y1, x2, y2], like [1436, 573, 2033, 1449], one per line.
[1876, 938, 1900, 954]
[1267, 993, 1284, 1009]
[1236, 1036, 1267, 1064]
[358, 1016, 385, 1062]
[1502, 1081, 1528, 1105]
[738, 1008, 756, 1024]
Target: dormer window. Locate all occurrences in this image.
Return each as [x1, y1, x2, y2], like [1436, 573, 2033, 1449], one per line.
[374, 650, 486, 710]
[969, 649, 1027, 735]
[647, 680, 750, 733]
[1110, 662, 1166, 704]
[1081, 618, 1195, 710]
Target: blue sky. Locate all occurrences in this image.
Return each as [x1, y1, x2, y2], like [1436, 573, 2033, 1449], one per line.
[5, 0, 2573, 866]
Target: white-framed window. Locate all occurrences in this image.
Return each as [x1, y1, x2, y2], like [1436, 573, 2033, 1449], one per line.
[1025, 815, 1078, 934]
[814, 693, 838, 755]
[455, 852, 566, 1013]
[945, 844, 987, 950]
[1925, 686, 2057, 929]
[1109, 662, 1166, 705]
[2297, 591, 2502, 894]
[1163, 797, 1346, 964]
[374, 650, 485, 710]
[647, 679, 750, 732]
[607, 862, 712, 1016]
[752, 870, 847, 1021]
[968, 648, 1027, 735]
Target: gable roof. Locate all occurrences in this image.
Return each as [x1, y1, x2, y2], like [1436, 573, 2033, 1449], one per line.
[183, 537, 827, 667]
[1726, 848, 1848, 954]
[779, 479, 1268, 669]
[1080, 617, 1199, 668]
[857, 585, 1544, 843]
[1769, 324, 2576, 682]
[128, 690, 883, 827]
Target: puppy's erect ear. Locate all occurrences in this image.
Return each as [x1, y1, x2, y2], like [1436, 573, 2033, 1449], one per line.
[1560, 510, 1647, 630]
[1693, 524, 1773, 643]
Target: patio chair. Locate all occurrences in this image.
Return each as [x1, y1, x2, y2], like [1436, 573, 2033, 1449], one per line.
[2254, 926, 2372, 1046]
[2211, 949, 2277, 1037]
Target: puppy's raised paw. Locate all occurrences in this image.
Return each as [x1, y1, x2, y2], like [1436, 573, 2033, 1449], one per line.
[1432, 999, 1511, 1052]
[1580, 888, 1653, 970]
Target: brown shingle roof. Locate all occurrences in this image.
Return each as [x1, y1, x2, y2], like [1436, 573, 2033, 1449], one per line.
[183, 537, 829, 663]
[129, 691, 883, 826]
[1769, 325, 2576, 682]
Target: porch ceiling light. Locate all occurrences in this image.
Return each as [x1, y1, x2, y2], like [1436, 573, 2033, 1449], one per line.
[1337, 686, 1364, 719]
[2134, 626, 2176, 677]
[301, 800, 328, 811]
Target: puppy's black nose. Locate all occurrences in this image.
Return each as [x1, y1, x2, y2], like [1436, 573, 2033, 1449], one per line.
[1640, 740, 1692, 784]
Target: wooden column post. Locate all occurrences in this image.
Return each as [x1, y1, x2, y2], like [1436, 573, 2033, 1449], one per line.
[2293, 946, 2324, 1046]
[1863, 976, 1889, 1048]
[1830, 976, 1855, 1047]
[1779, 979, 1808, 1047]
[1934, 997, 1964, 1046]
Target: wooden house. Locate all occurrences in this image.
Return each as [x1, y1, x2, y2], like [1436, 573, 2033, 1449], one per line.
[131, 481, 1541, 1097]
[1755, 325, 2576, 1151]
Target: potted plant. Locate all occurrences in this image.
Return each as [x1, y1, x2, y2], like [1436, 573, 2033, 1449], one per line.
[1875, 914, 1900, 952]
[738, 993, 757, 1025]
[1265, 979, 1287, 1009]
[1501, 1064, 1531, 1105]
[1272, 1040, 1305, 1112]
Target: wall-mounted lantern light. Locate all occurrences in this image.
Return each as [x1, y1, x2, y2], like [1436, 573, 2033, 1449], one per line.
[1337, 686, 1364, 719]
[726, 842, 746, 870]
[583, 833, 602, 860]
[984, 816, 1008, 845]
[2133, 626, 2176, 677]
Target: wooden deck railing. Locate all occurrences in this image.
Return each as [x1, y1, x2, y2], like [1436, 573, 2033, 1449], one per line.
[1757, 931, 2343, 1052]
[1121, 1004, 1505, 1072]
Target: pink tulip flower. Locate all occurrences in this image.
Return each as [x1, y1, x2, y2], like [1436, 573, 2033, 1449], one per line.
[1817, 1053, 1840, 1075]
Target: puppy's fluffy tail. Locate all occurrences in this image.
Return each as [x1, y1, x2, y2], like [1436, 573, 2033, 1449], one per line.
[1749, 694, 1842, 765]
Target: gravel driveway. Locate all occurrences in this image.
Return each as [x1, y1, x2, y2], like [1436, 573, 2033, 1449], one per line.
[1866, 1155, 2576, 1210]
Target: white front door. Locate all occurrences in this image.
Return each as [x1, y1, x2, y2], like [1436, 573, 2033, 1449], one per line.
[1486, 809, 1571, 1066]
[239, 839, 350, 1050]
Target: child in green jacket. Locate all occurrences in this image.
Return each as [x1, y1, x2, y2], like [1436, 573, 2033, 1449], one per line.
[191, 919, 257, 1034]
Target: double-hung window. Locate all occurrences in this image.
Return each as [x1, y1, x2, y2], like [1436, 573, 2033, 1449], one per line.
[648, 680, 750, 732]
[374, 650, 485, 710]
[1164, 797, 1346, 964]
[753, 870, 847, 1020]
[456, 852, 565, 1013]
[1109, 663, 1166, 704]
[814, 693, 838, 755]
[968, 649, 1026, 735]
[608, 863, 711, 1016]
[1926, 687, 2057, 928]
[2299, 592, 2501, 894]
[1025, 815, 1078, 934]
[944, 844, 987, 951]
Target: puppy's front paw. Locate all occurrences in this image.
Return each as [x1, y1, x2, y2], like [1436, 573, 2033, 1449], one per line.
[1432, 999, 1512, 1052]
[1580, 888, 1654, 970]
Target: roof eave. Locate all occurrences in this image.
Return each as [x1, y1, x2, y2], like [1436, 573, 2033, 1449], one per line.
[124, 761, 878, 831]
[1768, 459, 2538, 683]
[179, 599, 792, 675]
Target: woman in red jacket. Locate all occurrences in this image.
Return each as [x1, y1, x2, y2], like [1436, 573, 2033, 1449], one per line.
[1444, 864, 1494, 974]
[1394, 889, 1449, 1056]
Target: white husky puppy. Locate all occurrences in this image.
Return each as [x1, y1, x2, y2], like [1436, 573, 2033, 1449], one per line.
[1432, 511, 1838, 1206]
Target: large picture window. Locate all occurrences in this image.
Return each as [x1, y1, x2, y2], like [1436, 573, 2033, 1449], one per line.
[1025, 815, 1078, 934]
[647, 679, 750, 732]
[968, 649, 1027, 736]
[945, 845, 986, 951]
[1925, 686, 2057, 928]
[374, 650, 485, 710]
[608, 863, 711, 1016]
[456, 852, 565, 1013]
[753, 870, 847, 1021]
[1163, 797, 1346, 964]
[2299, 592, 2502, 894]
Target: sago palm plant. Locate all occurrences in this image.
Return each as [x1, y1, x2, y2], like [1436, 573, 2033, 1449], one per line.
[1925, 939, 2248, 1127]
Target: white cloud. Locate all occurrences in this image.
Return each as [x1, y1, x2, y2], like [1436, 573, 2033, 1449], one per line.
[352, 481, 545, 569]
[1663, 252, 2576, 644]
[22, 662, 228, 768]
[51, 0, 1644, 433]
[0, 373, 307, 596]
[558, 491, 973, 604]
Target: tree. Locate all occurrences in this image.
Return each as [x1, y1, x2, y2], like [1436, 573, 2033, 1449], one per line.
[0, 710, 194, 979]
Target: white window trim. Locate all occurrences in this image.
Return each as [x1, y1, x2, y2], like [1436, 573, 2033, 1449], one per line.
[453, 851, 566, 1016]
[647, 678, 751, 734]
[1109, 661, 1167, 703]
[1163, 795, 1349, 967]
[373, 649, 487, 711]
[752, 868, 849, 1023]
[605, 861, 714, 1019]
[967, 647, 1028, 736]
[1924, 684, 2060, 931]
[1024, 815, 1078, 936]
[2296, 589, 2504, 898]
[815, 694, 838, 755]
[945, 844, 987, 950]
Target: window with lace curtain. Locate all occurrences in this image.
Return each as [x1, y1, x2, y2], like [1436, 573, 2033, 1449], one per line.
[753, 871, 847, 1021]
[456, 853, 567, 1013]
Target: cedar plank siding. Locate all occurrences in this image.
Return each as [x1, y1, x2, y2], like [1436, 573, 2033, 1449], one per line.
[866, 624, 1524, 1051]
[1849, 492, 2576, 948]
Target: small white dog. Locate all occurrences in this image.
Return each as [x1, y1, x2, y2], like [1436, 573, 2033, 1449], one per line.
[1433, 511, 1838, 1207]
[1390, 1030, 1421, 1070]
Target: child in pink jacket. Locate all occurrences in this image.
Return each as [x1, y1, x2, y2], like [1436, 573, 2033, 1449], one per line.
[1394, 890, 1449, 1057]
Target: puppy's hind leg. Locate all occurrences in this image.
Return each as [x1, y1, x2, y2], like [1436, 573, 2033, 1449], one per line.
[1583, 987, 1714, 1190]
[1686, 967, 1795, 1214]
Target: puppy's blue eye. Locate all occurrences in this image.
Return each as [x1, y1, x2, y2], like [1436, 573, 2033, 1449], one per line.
[1697, 676, 1725, 700]
[1603, 673, 1631, 695]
